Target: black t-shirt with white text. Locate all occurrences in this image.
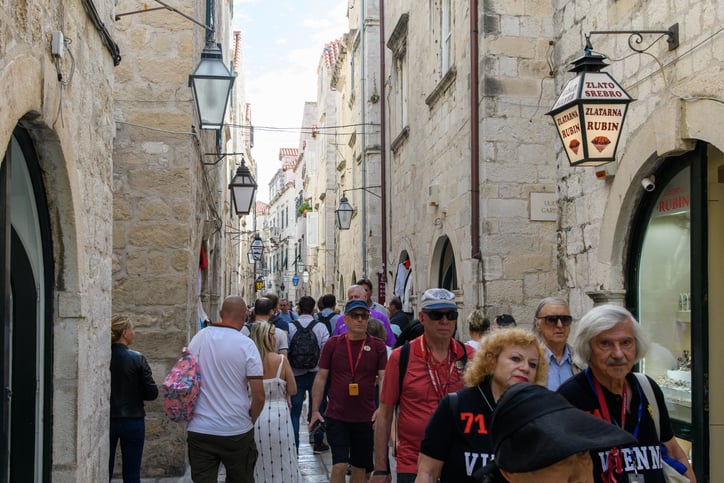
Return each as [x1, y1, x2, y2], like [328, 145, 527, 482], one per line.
[420, 376, 496, 482]
[557, 371, 673, 483]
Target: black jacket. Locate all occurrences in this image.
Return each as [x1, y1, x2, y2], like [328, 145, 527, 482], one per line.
[110, 343, 158, 418]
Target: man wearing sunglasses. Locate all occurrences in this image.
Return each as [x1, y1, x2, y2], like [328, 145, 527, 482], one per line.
[533, 297, 581, 391]
[372, 288, 474, 483]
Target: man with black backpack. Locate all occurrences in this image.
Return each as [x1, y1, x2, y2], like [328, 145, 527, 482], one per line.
[316, 293, 341, 335]
[288, 295, 330, 453]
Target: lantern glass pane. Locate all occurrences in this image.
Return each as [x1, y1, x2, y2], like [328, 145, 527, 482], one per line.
[190, 56, 235, 130]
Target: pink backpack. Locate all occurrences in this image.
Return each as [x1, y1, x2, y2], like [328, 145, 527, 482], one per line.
[162, 347, 201, 422]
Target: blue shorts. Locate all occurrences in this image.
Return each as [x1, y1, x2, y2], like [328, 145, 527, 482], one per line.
[324, 416, 374, 471]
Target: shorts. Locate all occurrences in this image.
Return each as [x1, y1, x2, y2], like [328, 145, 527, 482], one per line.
[324, 416, 374, 471]
[187, 430, 257, 483]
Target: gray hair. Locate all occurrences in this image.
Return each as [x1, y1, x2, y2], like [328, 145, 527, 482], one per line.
[572, 304, 649, 369]
[533, 296, 569, 334]
[347, 284, 367, 298]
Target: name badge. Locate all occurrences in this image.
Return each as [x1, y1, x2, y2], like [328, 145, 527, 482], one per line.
[628, 474, 644, 483]
[349, 383, 359, 396]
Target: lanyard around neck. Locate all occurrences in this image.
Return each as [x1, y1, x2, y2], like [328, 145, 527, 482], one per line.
[585, 368, 643, 438]
[345, 335, 368, 381]
[423, 339, 456, 400]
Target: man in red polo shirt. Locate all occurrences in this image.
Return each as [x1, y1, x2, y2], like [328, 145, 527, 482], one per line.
[371, 288, 474, 483]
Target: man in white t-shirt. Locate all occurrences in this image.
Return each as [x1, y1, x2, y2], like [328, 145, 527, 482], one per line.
[187, 295, 265, 483]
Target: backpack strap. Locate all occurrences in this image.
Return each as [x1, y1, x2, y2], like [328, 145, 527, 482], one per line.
[397, 342, 411, 407]
[291, 319, 303, 332]
[448, 391, 459, 416]
[634, 372, 660, 439]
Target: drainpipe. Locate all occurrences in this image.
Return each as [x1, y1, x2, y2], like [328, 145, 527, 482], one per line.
[360, 0, 368, 277]
[470, 0, 481, 261]
[379, 0, 387, 291]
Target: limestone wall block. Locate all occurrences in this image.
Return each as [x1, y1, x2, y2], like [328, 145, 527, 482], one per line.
[485, 279, 524, 304]
[128, 224, 189, 248]
[138, 198, 170, 220]
[127, 168, 190, 196]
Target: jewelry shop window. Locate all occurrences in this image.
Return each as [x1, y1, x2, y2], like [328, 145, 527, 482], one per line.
[637, 166, 691, 424]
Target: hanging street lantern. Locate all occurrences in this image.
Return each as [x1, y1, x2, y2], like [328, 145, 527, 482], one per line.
[250, 233, 265, 261]
[335, 194, 354, 230]
[292, 274, 299, 286]
[302, 270, 310, 284]
[255, 277, 264, 291]
[547, 43, 633, 167]
[189, 43, 236, 130]
[229, 158, 257, 216]
[247, 249, 255, 265]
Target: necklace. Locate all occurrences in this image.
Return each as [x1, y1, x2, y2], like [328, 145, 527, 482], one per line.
[477, 384, 495, 413]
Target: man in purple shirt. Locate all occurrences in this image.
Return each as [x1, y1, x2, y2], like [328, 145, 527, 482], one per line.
[334, 285, 397, 347]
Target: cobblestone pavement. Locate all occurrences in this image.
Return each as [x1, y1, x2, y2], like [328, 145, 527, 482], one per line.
[113, 401, 334, 482]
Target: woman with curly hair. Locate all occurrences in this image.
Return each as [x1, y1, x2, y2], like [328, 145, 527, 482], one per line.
[415, 328, 549, 483]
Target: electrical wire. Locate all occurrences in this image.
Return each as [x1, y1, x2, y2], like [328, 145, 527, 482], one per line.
[52, 37, 76, 129]
[114, 120, 197, 136]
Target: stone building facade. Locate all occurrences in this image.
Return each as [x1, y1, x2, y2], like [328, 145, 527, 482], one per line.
[301, 0, 721, 478]
[1, 0, 117, 480]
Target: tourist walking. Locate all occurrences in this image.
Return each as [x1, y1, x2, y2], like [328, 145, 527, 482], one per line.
[288, 295, 330, 452]
[309, 299, 388, 483]
[415, 328, 548, 482]
[557, 304, 695, 482]
[372, 288, 474, 483]
[464, 308, 490, 350]
[250, 322, 301, 482]
[186, 295, 265, 483]
[109, 315, 159, 483]
[533, 296, 580, 390]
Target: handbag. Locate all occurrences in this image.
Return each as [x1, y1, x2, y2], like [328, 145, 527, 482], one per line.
[633, 373, 690, 483]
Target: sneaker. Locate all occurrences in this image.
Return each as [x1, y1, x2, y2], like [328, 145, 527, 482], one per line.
[312, 442, 329, 454]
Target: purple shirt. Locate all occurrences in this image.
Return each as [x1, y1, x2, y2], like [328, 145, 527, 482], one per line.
[334, 308, 397, 347]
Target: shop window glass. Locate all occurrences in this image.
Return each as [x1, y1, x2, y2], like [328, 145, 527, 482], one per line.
[638, 166, 691, 424]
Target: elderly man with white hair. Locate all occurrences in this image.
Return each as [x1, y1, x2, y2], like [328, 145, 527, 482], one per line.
[557, 304, 696, 483]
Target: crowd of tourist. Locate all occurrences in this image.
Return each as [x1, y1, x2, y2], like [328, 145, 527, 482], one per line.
[109, 281, 696, 483]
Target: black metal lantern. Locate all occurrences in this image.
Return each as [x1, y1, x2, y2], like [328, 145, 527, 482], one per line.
[229, 159, 257, 216]
[189, 44, 236, 130]
[255, 277, 264, 292]
[335, 194, 354, 230]
[547, 46, 633, 167]
[250, 233, 265, 261]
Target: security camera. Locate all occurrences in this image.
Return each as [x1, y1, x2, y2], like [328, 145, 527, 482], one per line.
[641, 176, 655, 192]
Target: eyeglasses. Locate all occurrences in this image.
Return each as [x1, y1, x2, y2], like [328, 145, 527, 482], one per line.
[348, 312, 370, 320]
[424, 310, 459, 321]
[538, 315, 573, 326]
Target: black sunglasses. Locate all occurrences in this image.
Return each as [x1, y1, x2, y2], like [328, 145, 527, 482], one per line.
[424, 310, 459, 321]
[538, 315, 573, 326]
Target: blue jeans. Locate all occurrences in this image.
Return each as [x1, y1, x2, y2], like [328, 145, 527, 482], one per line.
[109, 417, 145, 483]
[290, 370, 324, 448]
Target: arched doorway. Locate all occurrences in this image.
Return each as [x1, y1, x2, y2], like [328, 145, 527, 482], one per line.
[434, 236, 458, 291]
[1, 127, 54, 482]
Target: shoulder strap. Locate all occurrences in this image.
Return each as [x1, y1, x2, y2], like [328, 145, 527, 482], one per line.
[634, 372, 660, 439]
[275, 355, 285, 378]
[448, 391, 459, 415]
[454, 339, 468, 364]
[291, 319, 303, 332]
[397, 342, 411, 406]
